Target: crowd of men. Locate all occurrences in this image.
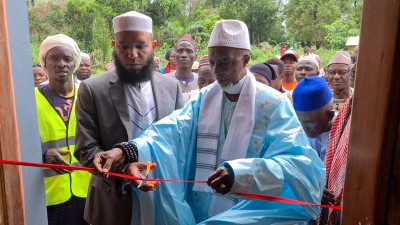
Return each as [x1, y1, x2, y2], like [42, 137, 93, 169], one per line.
[32, 10, 358, 225]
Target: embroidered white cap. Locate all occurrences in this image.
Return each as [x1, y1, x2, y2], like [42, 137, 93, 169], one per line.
[113, 11, 152, 34]
[208, 20, 251, 50]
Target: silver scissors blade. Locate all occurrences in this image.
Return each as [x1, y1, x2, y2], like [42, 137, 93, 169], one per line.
[137, 172, 147, 188]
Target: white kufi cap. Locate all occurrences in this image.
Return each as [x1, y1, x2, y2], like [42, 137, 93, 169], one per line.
[299, 55, 320, 70]
[208, 20, 250, 50]
[113, 11, 152, 34]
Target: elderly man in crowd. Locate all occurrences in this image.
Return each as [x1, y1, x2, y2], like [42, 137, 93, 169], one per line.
[293, 77, 337, 225]
[326, 51, 352, 111]
[75, 52, 92, 82]
[74, 11, 183, 225]
[96, 19, 325, 225]
[36, 34, 90, 225]
[295, 55, 320, 81]
[293, 77, 335, 161]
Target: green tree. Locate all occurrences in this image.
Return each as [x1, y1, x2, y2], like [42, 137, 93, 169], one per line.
[324, 19, 359, 49]
[217, 0, 284, 45]
[92, 16, 112, 64]
[28, 1, 67, 42]
[28, 0, 358, 74]
[145, 0, 186, 27]
[284, 0, 354, 48]
[154, 0, 221, 54]
[28, 1, 67, 62]
[64, 0, 105, 53]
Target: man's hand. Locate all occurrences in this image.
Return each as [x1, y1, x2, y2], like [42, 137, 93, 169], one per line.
[321, 188, 336, 205]
[93, 148, 125, 174]
[43, 148, 71, 174]
[125, 162, 158, 192]
[207, 167, 234, 195]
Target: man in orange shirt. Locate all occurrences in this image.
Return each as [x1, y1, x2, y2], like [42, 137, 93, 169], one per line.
[280, 50, 298, 91]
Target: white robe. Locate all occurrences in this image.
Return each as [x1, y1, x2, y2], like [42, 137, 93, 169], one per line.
[131, 76, 325, 225]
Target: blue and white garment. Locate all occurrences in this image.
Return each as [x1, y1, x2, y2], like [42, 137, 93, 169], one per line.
[131, 73, 326, 225]
[308, 131, 330, 161]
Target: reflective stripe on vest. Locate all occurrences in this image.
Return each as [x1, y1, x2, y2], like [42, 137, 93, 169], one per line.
[41, 137, 76, 150]
[35, 86, 90, 206]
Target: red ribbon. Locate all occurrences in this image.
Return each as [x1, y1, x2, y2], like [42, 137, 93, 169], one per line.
[235, 193, 342, 210]
[0, 159, 341, 210]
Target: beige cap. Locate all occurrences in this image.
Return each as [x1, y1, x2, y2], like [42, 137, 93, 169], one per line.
[192, 61, 199, 70]
[328, 51, 351, 67]
[299, 55, 320, 70]
[113, 11, 152, 34]
[208, 20, 250, 50]
[39, 34, 81, 73]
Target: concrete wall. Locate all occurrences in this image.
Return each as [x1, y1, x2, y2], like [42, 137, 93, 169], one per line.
[6, 0, 48, 224]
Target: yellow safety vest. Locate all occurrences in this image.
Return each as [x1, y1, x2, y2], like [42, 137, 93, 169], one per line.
[35, 85, 90, 206]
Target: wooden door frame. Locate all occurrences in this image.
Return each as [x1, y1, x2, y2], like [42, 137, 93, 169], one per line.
[342, 0, 400, 224]
[0, 0, 26, 224]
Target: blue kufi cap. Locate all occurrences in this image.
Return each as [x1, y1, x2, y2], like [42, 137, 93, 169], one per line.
[293, 77, 332, 112]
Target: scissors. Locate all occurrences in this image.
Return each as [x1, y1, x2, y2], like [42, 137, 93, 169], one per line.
[137, 161, 155, 190]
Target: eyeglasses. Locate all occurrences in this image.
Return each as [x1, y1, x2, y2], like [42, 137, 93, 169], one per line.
[327, 69, 349, 77]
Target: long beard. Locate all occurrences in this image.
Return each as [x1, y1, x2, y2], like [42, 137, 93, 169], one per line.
[114, 51, 154, 85]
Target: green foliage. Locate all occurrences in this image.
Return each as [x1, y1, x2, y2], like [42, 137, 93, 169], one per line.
[146, 0, 186, 26]
[28, 1, 67, 63]
[323, 1, 362, 49]
[250, 43, 279, 64]
[218, 0, 285, 44]
[284, 0, 361, 48]
[92, 16, 113, 65]
[64, 0, 111, 53]
[324, 19, 359, 49]
[285, 0, 338, 47]
[157, 19, 186, 46]
[30, 40, 40, 64]
[28, 1, 65, 41]
[27, 0, 362, 73]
